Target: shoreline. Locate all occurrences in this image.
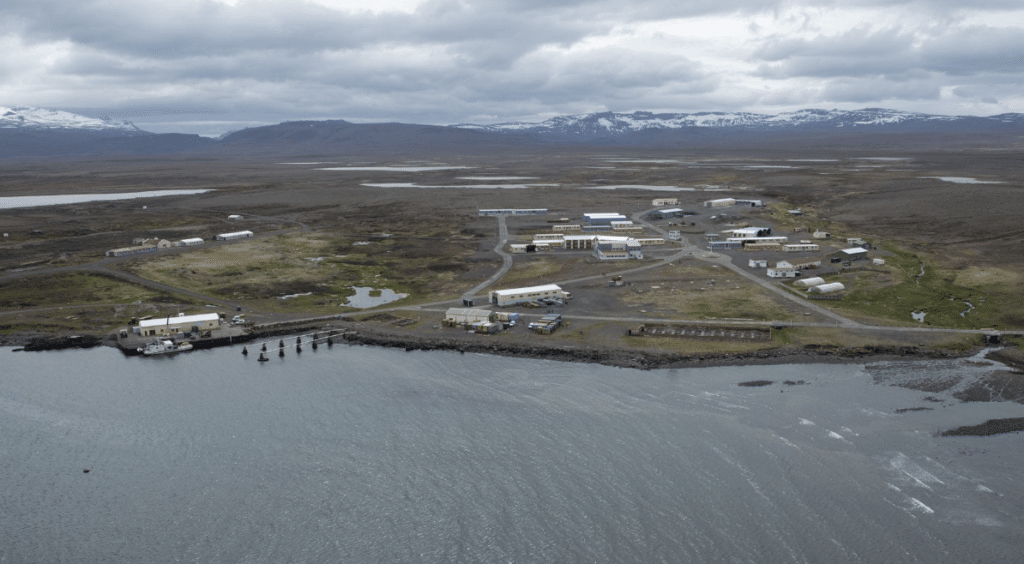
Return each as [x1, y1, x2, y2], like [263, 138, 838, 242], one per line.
[0, 325, 978, 369]
[329, 326, 977, 370]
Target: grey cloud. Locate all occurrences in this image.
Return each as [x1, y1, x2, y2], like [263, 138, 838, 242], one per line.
[821, 77, 943, 103]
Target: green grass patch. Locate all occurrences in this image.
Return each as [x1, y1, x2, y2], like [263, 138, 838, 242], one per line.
[0, 272, 177, 308]
[831, 244, 1002, 329]
[126, 230, 478, 312]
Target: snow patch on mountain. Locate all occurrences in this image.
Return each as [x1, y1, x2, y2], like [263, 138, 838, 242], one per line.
[0, 106, 140, 131]
[451, 108, 1006, 138]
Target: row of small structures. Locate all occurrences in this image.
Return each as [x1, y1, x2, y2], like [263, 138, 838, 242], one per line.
[106, 231, 253, 257]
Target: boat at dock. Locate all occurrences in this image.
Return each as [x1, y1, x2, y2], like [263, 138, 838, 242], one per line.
[137, 339, 194, 356]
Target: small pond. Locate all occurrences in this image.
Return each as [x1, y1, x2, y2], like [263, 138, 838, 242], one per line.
[343, 286, 408, 308]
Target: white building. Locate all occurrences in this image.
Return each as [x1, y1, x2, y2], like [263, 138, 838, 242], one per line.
[490, 284, 570, 307]
[748, 259, 767, 268]
[133, 313, 221, 337]
[133, 238, 171, 248]
[478, 209, 548, 216]
[794, 277, 825, 288]
[228, 214, 244, 220]
[810, 282, 845, 294]
[444, 308, 493, 324]
[552, 224, 581, 232]
[832, 247, 868, 262]
[727, 236, 788, 245]
[595, 236, 643, 260]
[215, 230, 254, 241]
[634, 238, 665, 246]
[564, 235, 596, 250]
[583, 212, 628, 225]
[782, 243, 820, 252]
[777, 258, 822, 270]
[704, 198, 736, 208]
[767, 266, 800, 278]
[173, 238, 205, 247]
[668, 230, 681, 241]
[813, 230, 831, 239]
[533, 233, 565, 241]
[106, 245, 158, 257]
[652, 198, 678, 206]
[727, 227, 772, 238]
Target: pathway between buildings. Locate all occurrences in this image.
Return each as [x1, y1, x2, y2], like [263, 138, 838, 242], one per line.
[460, 215, 512, 305]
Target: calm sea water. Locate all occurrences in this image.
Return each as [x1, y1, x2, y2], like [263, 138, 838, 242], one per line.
[3, 344, 1022, 563]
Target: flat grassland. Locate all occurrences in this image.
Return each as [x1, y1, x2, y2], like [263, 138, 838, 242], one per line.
[1, 147, 1022, 353]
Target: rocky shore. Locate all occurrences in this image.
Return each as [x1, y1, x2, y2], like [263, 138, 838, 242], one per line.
[330, 327, 974, 370]
[1, 325, 991, 370]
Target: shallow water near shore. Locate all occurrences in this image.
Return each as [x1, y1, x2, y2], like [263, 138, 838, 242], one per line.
[3, 345, 1023, 563]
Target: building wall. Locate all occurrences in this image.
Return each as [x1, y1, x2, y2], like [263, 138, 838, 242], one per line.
[138, 317, 220, 336]
[782, 244, 820, 252]
[490, 286, 568, 306]
[106, 245, 157, 257]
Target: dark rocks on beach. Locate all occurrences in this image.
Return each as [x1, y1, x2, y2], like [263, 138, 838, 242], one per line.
[939, 417, 1024, 437]
[22, 334, 102, 352]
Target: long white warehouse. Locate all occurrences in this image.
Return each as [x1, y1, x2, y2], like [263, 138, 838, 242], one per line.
[215, 230, 254, 241]
[133, 312, 221, 337]
[489, 284, 570, 307]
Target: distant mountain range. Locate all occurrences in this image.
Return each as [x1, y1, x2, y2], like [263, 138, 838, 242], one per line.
[453, 109, 1024, 141]
[2, 105, 1022, 159]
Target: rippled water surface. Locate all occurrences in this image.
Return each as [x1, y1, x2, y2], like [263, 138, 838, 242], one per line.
[3, 345, 1022, 563]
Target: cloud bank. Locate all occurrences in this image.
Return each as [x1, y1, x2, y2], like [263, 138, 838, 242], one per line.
[3, 0, 1021, 136]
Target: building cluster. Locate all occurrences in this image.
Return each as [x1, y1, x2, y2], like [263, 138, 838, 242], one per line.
[107, 237, 201, 257]
[442, 308, 519, 334]
[105, 229, 255, 257]
[510, 212, 667, 260]
[646, 208, 696, 220]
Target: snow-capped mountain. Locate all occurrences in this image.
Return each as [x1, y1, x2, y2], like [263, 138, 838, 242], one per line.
[453, 108, 1024, 141]
[0, 106, 141, 132]
[0, 105, 220, 159]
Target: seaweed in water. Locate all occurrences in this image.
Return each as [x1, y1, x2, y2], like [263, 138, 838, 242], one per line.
[939, 417, 1024, 437]
[737, 380, 774, 387]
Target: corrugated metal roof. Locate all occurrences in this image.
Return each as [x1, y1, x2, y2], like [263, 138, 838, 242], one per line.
[445, 308, 492, 317]
[139, 313, 220, 328]
[492, 284, 563, 296]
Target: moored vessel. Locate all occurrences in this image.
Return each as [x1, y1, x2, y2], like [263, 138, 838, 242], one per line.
[137, 339, 193, 356]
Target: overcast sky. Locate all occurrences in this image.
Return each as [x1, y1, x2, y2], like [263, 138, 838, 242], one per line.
[4, 0, 1023, 136]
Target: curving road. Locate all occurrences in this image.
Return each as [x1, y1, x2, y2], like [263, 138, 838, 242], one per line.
[460, 215, 512, 306]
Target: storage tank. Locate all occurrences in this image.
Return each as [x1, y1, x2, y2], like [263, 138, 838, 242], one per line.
[809, 282, 845, 294]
